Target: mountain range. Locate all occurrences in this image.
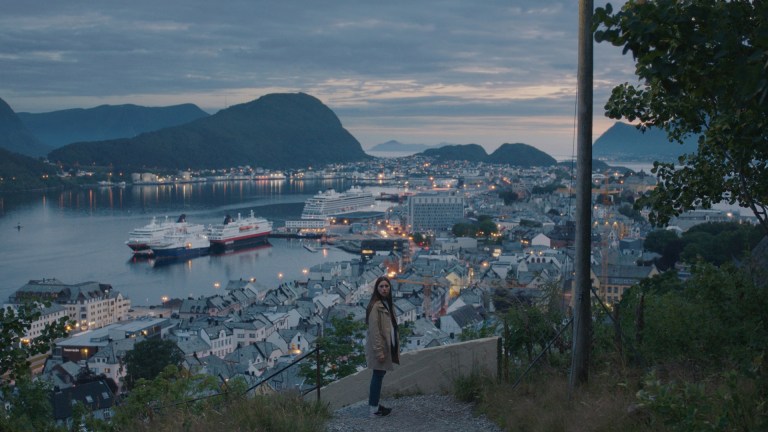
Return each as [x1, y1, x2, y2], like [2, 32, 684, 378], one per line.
[48, 93, 371, 170]
[18, 103, 209, 148]
[0, 97, 50, 157]
[0, 92, 703, 192]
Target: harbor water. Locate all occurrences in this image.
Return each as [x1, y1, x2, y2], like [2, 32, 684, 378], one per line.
[0, 179, 360, 305]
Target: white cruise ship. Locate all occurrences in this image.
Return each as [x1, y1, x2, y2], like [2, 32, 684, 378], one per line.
[208, 211, 272, 251]
[126, 214, 193, 255]
[300, 186, 375, 220]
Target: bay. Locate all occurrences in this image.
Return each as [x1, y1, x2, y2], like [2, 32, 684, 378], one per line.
[0, 179, 359, 306]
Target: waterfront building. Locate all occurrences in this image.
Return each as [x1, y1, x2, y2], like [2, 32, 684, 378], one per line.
[1, 303, 69, 343]
[11, 279, 131, 331]
[407, 193, 465, 233]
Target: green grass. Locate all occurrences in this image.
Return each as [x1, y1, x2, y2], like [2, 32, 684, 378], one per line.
[114, 392, 330, 432]
[455, 366, 654, 432]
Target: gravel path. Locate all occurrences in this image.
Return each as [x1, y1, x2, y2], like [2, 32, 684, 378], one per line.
[325, 394, 504, 432]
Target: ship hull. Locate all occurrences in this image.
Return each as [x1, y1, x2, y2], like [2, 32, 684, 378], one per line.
[152, 245, 210, 259]
[209, 231, 270, 252]
[127, 242, 152, 253]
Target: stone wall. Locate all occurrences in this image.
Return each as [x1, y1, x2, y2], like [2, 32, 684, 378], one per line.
[310, 336, 499, 410]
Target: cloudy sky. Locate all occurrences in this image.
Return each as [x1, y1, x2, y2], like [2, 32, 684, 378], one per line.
[0, 0, 636, 157]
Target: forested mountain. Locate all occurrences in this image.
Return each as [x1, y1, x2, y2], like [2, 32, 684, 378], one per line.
[420, 142, 556, 167]
[593, 121, 698, 159]
[48, 93, 371, 170]
[0, 147, 64, 192]
[18, 103, 209, 148]
[0, 97, 50, 157]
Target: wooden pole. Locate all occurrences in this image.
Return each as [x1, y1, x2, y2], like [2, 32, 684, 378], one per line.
[569, 0, 594, 392]
[316, 323, 322, 402]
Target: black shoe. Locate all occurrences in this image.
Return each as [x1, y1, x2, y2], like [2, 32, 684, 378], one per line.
[372, 405, 392, 417]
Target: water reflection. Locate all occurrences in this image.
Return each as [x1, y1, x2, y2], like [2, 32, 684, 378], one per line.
[0, 180, 358, 305]
[1, 178, 350, 216]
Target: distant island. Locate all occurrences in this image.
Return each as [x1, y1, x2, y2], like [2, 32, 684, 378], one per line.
[420, 142, 557, 167]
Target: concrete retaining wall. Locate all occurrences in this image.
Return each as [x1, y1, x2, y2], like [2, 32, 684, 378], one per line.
[310, 336, 499, 410]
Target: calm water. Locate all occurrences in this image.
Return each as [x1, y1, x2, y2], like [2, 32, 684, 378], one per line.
[0, 179, 359, 305]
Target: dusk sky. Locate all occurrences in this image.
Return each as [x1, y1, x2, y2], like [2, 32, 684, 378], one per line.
[0, 0, 636, 157]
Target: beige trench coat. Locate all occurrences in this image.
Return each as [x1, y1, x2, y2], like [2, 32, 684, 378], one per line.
[365, 300, 400, 371]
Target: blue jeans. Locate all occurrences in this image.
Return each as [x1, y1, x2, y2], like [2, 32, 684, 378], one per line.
[368, 369, 387, 407]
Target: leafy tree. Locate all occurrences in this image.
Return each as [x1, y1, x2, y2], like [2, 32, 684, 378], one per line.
[617, 203, 643, 222]
[452, 223, 475, 237]
[531, 182, 563, 195]
[477, 219, 499, 238]
[619, 263, 768, 367]
[0, 302, 71, 381]
[643, 229, 679, 255]
[452, 218, 498, 239]
[0, 377, 61, 432]
[411, 232, 431, 247]
[595, 0, 768, 234]
[299, 315, 366, 387]
[124, 337, 184, 389]
[459, 321, 498, 342]
[646, 223, 762, 268]
[680, 222, 763, 265]
[500, 283, 565, 363]
[498, 189, 519, 205]
[112, 365, 221, 429]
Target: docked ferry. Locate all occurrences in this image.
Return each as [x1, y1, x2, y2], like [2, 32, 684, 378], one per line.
[300, 186, 375, 220]
[150, 223, 210, 259]
[126, 214, 192, 255]
[208, 211, 272, 251]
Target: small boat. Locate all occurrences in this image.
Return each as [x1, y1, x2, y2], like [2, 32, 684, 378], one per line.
[303, 244, 318, 253]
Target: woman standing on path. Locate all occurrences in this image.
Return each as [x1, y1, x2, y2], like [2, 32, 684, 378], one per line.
[365, 276, 400, 417]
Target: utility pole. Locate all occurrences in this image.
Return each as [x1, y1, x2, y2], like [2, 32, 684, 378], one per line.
[570, 0, 594, 392]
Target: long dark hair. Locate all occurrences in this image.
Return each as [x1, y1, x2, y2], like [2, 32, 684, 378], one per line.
[366, 276, 395, 323]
